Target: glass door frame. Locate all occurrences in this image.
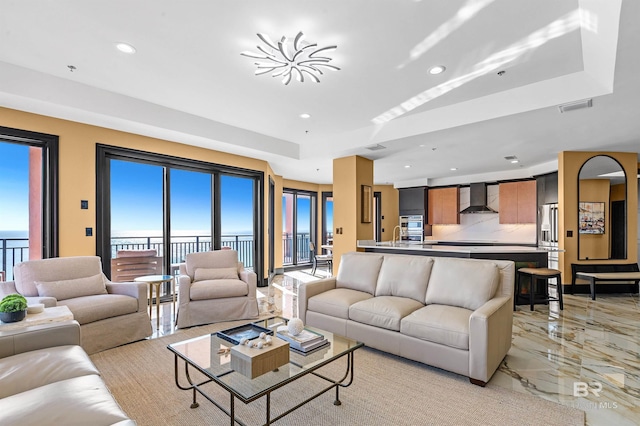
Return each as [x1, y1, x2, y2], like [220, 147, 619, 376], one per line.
[0, 126, 59, 260]
[282, 188, 317, 267]
[96, 144, 263, 280]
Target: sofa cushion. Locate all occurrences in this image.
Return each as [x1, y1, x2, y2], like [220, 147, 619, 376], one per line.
[0, 345, 99, 399]
[14, 256, 103, 297]
[307, 288, 372, 320]
[336, 252, 384, 295]
[60, 294, 138, 324]
[194, 267, 238, 281]
[0, 374, 131, 426]
[190, 279, 248, 300]
[35, 273, 107, 301]
[349, 296, 424, 331]
[116, 249, 157, 257]
[185, 250, 239, 279]
[401, 304, 472, 350]
[375, 255, 434, 303]
[424, 258, 499, 310]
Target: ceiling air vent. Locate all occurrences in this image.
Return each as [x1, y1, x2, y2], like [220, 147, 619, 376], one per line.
[366, 144, 387, 151]
[558, 98, 592, 113]
[504, 155, 517, 161]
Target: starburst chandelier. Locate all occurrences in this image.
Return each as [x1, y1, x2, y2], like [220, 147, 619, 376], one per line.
[241, 32, 340, 85]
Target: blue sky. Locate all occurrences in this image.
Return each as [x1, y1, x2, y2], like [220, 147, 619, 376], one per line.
[0, 142, 29, 231]
[110, 160, 255, 235]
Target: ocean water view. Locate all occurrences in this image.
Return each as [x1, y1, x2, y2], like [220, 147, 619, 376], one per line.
[0, 230, 257, 280]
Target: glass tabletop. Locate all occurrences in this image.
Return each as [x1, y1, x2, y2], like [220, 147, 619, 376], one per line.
[167, 316, 363, 401]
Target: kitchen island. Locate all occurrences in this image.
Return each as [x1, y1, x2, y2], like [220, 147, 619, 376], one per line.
[357, 241, 553, 268]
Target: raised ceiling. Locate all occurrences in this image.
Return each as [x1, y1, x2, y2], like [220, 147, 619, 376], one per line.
[0, 0, 638, 186]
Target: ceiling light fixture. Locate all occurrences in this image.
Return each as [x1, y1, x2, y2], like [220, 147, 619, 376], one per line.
[299, 113, 311, 119]
[429, 65, 446, 75]
[115, 42, 136, 54]
[404, 165, 411, 169]
[241, 32, 340, 85]
[450, 168, 457, 171]
[511, 160, 519, 164]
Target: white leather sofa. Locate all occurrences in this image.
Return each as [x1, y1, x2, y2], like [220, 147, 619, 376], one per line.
[1, 256, 152, 354]
[0, 321, 134, 425]
[299, 252, 515, 386]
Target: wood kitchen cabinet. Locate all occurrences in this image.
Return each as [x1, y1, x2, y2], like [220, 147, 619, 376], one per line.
[428, 187, 460, 224]
[499, 180, 536, 224]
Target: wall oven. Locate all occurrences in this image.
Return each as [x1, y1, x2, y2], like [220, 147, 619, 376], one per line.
[399, 215, 424, 241]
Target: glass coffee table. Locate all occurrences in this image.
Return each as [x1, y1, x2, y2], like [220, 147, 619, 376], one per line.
[167, 316, 363, 425]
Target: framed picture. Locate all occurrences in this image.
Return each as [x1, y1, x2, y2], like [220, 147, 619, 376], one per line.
[578, 202, 605, 234]
[361, 185, 372, 223]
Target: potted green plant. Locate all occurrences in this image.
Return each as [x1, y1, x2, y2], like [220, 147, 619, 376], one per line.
[0, 294, 28, 323]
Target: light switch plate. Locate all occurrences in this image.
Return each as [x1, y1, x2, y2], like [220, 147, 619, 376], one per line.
[81, 200, 89, 209]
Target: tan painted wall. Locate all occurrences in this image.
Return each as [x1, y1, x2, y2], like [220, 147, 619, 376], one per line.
[1, 107, 272, 279]
[374, 184, 399, 242]
[332, 156, 373, 272]
[558, 151, 638, 282]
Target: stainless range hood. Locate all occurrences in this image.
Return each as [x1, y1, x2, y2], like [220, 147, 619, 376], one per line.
[460, 183, 497, 214]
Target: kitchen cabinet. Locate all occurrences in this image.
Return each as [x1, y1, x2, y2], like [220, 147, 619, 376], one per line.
[428, 187, 459, 224]
[499, 180, 536, 224]
[399, 187, 426, 216]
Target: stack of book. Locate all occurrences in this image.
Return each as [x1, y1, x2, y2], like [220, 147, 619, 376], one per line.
[276, 327, 329, 354]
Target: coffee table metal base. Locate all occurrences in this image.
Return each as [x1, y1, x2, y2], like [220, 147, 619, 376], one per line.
[172, 351, 357, 426]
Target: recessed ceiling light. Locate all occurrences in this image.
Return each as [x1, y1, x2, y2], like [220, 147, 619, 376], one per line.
[419, 144, 425, 148]
[116, 42, 136, 54]
[404, 165, 411, 169]
[299, 113, 311, 119]
[450, 168, 457, 171]
[429, 65, 446, 75]
[511, 160, 519, 164]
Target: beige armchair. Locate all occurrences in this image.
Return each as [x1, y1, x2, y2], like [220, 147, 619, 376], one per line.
[1, 256, 152, 354]
[176, 250, 259, 329]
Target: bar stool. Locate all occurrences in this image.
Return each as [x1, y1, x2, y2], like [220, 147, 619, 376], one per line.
[515, 267, 563, 311]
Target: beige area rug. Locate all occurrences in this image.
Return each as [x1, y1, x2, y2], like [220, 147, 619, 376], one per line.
[91, 321, 585, 426]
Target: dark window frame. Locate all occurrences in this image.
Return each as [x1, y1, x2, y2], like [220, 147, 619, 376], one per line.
[96, 144, 263, 279]
[0, 126, 59, 259]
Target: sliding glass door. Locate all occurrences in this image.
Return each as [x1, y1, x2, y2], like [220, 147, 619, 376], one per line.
[282, 189, 317, 266]
[96, 145, 263, 281]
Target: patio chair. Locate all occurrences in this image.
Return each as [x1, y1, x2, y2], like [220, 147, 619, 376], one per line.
[110, 249, 162, 282]
[176, 249, 259, 328]
[310, 241, 332, 276]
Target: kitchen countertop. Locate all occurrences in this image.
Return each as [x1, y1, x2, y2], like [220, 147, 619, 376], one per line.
[357, 241, 563, 254]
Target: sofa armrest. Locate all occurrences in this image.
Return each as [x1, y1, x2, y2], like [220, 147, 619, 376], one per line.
[1, 281, 57, 307]
[239, 269, 258, 296]
[0, 320, 81, 359]
[0, 280, 18, 297]
[298, 277, 337, 323]
[106, 281, 148, 312]
[177, 274, 192, 307]
[468, 295, 513, 383]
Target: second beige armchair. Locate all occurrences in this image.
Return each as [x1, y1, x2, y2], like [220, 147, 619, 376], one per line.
[176, 250, 259, 329]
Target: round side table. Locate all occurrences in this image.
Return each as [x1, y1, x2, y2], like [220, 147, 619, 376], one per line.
[134, 274, 175, 331]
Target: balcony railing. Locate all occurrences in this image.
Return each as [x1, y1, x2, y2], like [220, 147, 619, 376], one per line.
[0, 238, 29, 282]
[282, 233, 311, 265]
[0, 234, 255, 280]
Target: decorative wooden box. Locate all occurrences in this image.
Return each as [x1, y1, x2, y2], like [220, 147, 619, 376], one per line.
[230, 337, 290, 379]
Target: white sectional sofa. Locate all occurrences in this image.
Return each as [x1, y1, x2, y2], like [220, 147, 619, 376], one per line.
[0, 321, 134, 425]
[299, 252, 515, 386]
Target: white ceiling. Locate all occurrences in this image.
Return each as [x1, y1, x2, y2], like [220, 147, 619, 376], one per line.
[1, 0, 638, 186]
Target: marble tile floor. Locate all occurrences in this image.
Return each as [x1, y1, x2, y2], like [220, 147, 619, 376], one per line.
[150, 271, 639, 425]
